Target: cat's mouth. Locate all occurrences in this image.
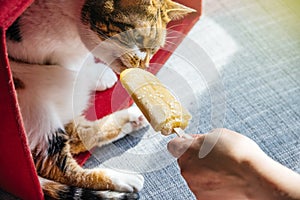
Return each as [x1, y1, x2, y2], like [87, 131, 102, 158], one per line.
[111, 58, 128, 74]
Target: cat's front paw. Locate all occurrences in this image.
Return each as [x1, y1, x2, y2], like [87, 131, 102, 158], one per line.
[121, 106, 148, 134]
[105, 169, 144, 192]
[96, 66, 118, 91]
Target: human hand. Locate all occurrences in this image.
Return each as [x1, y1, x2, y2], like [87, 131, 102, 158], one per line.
[168, 128, 300, 200]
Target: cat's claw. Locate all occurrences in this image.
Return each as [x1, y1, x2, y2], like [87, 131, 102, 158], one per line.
[104, 169, 144, 192]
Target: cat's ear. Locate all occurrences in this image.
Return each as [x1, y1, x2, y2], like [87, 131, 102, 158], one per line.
[166, 1, 196, 20]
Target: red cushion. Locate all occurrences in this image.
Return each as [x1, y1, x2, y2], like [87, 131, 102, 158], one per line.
[0, 0, 201, 199]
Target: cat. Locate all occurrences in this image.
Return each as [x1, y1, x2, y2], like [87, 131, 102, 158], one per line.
[6, 0, 194, 199]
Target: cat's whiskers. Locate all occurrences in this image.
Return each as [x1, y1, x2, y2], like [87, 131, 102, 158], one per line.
[165, 40, 177, 46]
[167, 23, 189, 30]
[166, 30, 186, 36]
[166, 36, 180, 39]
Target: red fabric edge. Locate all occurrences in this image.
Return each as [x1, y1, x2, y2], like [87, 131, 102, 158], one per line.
[0, 0, 34, 28]
[0, 28, 43, 200]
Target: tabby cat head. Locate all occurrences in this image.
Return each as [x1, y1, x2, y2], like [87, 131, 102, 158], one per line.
[79, 0, 195, 73]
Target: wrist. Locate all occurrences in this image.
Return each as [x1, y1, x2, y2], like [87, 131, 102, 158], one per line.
[241, 148, 300, 200]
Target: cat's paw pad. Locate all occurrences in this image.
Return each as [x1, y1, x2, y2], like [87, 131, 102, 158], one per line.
[105, 169, 144, 192]
[122, 107, 148, 134]
[96, 67, 118, 91]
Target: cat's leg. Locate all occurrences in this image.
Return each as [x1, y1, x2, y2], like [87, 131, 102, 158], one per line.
[39, 176, 140, 199]
[33, 129, 144, 193]
[66, 106, 148, 155]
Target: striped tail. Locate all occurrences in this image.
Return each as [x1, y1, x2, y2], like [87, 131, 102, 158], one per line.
[39, 176, 140, 200]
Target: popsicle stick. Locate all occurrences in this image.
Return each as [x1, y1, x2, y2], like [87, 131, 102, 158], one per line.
[174, 128, 193, 139]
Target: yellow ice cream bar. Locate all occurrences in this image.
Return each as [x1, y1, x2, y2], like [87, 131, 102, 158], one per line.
[120, 68, 192, 135]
